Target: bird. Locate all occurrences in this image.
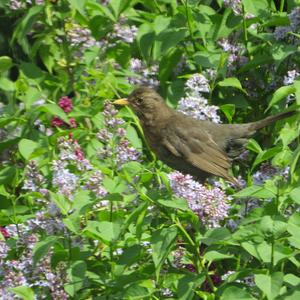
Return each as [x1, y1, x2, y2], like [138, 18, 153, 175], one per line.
[113, 86, 296, 184]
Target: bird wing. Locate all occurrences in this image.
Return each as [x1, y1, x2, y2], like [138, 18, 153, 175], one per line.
[162, 123, 234, 181]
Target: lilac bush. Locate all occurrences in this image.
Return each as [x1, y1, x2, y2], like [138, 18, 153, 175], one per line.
[0, 0, 300, 299]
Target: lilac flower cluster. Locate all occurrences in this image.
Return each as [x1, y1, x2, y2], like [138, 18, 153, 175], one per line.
[9, 0, 44, 10]
[127, 58, 159, 87]
[52, 137, 95, 198]
[223, 0, 242, 16]
[168, 171, 230, 227]
[97, 101, 141, 167]
[274, 7, 300, 43]
[218, 38, 248, 72]
[283, 70, 300, 85]
[253, 162, 289, 185]
[23, 160, 48, 195]
[110, 17, 138, 44]
[84, 170, 107, 198]
[0, 224, 68, 299]
[177, 73, 221, 123]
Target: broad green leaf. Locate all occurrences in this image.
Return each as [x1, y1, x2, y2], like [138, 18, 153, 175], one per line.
[255, 272, 283, 300]
[65, 261, 87, 296]
[233, 185, 276, 199]
[220, 104, 235, 122]
[201, 227, 231, 245]
[157, 198, 189, 210]
[151, 226, 177, 279]
[32, 236, 58, 266]
[38, 104, 70, 124]
[8, 286, 35, 300]
[204, 250, 234, 261]
[18, 139, 38, 160]
[84, 221, 121, 244]
[253, 146, 282, 169]
[137, 23, 155, 62]
[247, 139, 262, 153]
[67, 0, 86, 16]
[272, 44, 298, 66]
[279, 124, 298, 148]
[267, 85, 296, 110]
[0, 56, 13, 71]
[126, 125, 142, 149]
[12, 6, 43, 53]
[109, 0, 132, 18]
[220, 285, 255, 300]
[178, 274, 205, 300]
[289, 187, 300, 205]
[18, 87, 43, 110]
[242, 0, 271, 18]
[284, 274, 300, 286]
[49, 192, 72, 215]
[0, 77, 15, 91]
[218, 77, 247, 94]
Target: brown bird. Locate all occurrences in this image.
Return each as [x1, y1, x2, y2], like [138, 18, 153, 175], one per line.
[114, 86, 295, 184]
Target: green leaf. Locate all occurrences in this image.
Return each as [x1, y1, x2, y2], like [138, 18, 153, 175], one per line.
[0, 77, 15, 91]
[217, 77, 247, 94]
[137, 23, 155, 62]
[220, 285, 255, 300]
[32, 236, 58, 266]
[49, 192, 72, 215]
[20, 62, 44, 80]
[178, 274, 205, 300]
[157, 198, 189, 210]
[12, 6, 43, 53]
[247, 138, 262, 153]
[67, 0, 86, 16]
[272, 44, 297, 66]
[38, 104, 70, 124]
[287, 213, 300, 248]
[109, 0, 132, 18]
[267, 85, 296, 110]
[18, 139, 38, 160]
[126, 125, 142, 149]
[294, 80, 300, 106]
[242, 0, 271, 18]
[279, 124, 299, 148]
[65, 261, 87, 296]
[151, 226, 177, 279]
[289, 187, 300, 205]
[0, 56, 13, 72]
[204, 250, 234, 261]
[255, 272, 284, 300]
[253, 146, 282, 169]
[8, 286, 35, 300]
[84, 221, 121, 244]
[220, 104, 235, 122]
[233, 185, 276, 199]
[284, 274, 300, 287]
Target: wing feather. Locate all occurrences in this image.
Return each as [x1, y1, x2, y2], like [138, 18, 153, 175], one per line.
[162, 124, 235, 182]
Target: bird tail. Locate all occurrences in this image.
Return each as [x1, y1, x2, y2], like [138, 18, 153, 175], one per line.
[250, 110, 296, 131]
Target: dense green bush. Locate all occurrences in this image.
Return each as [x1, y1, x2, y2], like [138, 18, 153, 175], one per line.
[0, 0, 300, 299]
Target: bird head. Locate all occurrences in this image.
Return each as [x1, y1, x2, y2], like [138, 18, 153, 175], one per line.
[113, 86, 169, 120]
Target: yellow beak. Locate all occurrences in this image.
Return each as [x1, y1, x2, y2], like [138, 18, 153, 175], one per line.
[113, 98, 129, 106]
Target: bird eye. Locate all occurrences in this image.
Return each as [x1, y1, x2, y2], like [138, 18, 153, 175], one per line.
[136, 97, 143, 104]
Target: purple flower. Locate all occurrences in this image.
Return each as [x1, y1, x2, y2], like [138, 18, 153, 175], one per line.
[116, 140, 141, 165]
[283, 70, 300, 85]
[185, 73, 210, 94]
[51, 117, 65, 127]
[127, 58, 159, 87]
[23, 161, 47, 194]
[223, 0, 242, 16]
[288, 7, 300, 30]
[58, 96, 73, 113]
[273, 26, 291, 40]
[52, 160, 78, 198]
[253, 162, 289, 185]
[84, 170, 107, 197]
[168, 171, 230, 227]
